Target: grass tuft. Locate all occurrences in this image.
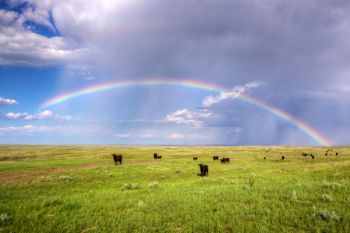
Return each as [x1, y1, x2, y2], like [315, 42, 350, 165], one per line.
[42, 198, 63, 207]
[148, 181, 159, 189]
[0, 213, 12, 226]
[322, 193, 333, 202]
[121, 183, 141, 190]
[59, 175, 73, 182]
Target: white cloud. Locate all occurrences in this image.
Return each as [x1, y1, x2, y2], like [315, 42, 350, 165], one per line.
[0, 8, 86, 66]
[165, 108, 216, 128]
[0, 96, 18, 105]
[167, 133, 185, 140]
[3, 110, 73, 121]
[114, 133, 131, 138]
[114, 130, 157, 139]
[202, 81, 263, 107]
[0, 124, 101, 136]
[0, 124, 50, 134]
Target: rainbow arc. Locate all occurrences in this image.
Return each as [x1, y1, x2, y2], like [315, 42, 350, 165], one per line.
[41, 79, 332, 146]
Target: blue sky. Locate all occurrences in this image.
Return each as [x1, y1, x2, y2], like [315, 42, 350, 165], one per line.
[1, 0, 349, 145]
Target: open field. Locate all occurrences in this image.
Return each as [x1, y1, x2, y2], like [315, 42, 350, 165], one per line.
[0, 145, 349, 232]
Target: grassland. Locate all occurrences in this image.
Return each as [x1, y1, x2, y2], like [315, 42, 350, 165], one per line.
[0, 145, 349, 233]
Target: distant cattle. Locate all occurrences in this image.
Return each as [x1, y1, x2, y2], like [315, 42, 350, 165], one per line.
[193, 157, 198, 161]
[311, 155, 315, 159]
[112, 154, 122, 165]
[157, 156, 162, 159]
[199, 164, 208, 176]
[220, 157, 230, 164]
[212, 156, 219, 161]
[336, 152, 339, 156]
[281, 156, 285, 160]
[264, 157, 266, 160]
[153, 153, 158, 159]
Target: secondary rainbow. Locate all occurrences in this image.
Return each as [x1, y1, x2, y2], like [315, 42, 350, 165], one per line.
[41, 79, 332, 146]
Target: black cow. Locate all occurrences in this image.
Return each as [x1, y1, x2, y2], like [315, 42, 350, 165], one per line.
[199, 164, 208, 176]
[281, 156, 285, 160]
[213, 156, 219, 161]
[220, 157, 230, 164]
[311, 155, 315, 159]
[112, 154, 122, 165]
[193, 157, 198, 161]
[264, 157, 266, 160]
[157, 156, 162, 159]
[153, 153, 158, 159]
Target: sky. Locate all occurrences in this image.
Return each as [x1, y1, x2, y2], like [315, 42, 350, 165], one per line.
[0, 0, 349, 146]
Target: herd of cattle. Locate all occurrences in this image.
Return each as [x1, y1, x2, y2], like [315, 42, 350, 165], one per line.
[112, 149, 340, 177]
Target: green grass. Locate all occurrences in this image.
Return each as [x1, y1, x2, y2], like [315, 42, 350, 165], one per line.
[0, 145, 349, 232]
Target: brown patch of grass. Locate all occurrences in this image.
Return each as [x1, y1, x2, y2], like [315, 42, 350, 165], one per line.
[0, 155, 36, 161]
[0, 163, 105, 186]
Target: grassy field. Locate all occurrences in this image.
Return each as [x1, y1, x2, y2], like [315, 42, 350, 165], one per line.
[0, 145, 349, 233]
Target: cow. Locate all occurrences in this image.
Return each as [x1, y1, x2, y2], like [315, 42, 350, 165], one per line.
[199, 164, 208, 176]
[220, 157, 230, 164]
[112, 154, 122, 165]
[157, 156, 162, 159]
[336, 152, 339, 156]
[281, 156, 285, 160]
[311, 155, 315, 159]
[264, 157, 266, 160]
[193, 157, 198, 161]
[153, 153, 158, 159]
[212, 156, 219, 161]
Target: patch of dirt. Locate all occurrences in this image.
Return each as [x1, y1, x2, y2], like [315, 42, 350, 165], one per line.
[0, 155, 36, 161]
[0, 163, 108, 186]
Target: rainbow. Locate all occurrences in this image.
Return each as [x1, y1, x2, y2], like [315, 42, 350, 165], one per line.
[41, 79, 332, 146]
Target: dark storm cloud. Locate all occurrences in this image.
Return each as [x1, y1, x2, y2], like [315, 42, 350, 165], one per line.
[51, 0, 350, 145]
[51, 0, 350, 88]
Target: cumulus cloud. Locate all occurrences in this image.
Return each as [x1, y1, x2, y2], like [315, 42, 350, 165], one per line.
[0, 96, 18, 105]
[165, 108, 217, 128]
[202, 82, 263, 107]
[3, 110, 73, 121]
[0, 8, 86, 66]
[165, 81, 262, 130]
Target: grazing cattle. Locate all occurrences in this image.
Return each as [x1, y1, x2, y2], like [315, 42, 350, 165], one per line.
[325, 153, 328, 156]
[153, 153, 158, 159]
[112, 154, 122, 165]
[193, 157, 198, 161]
[311, 155, 315, 159]
[199, 164, 208, 176]
[336, 152, 338, 156]
[264, 157, 266, 160]
[157, 156, 162, 159]
[281, 156, 285, 160]
[220, 157, 230, 164]
[213, 156, 219, 161]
